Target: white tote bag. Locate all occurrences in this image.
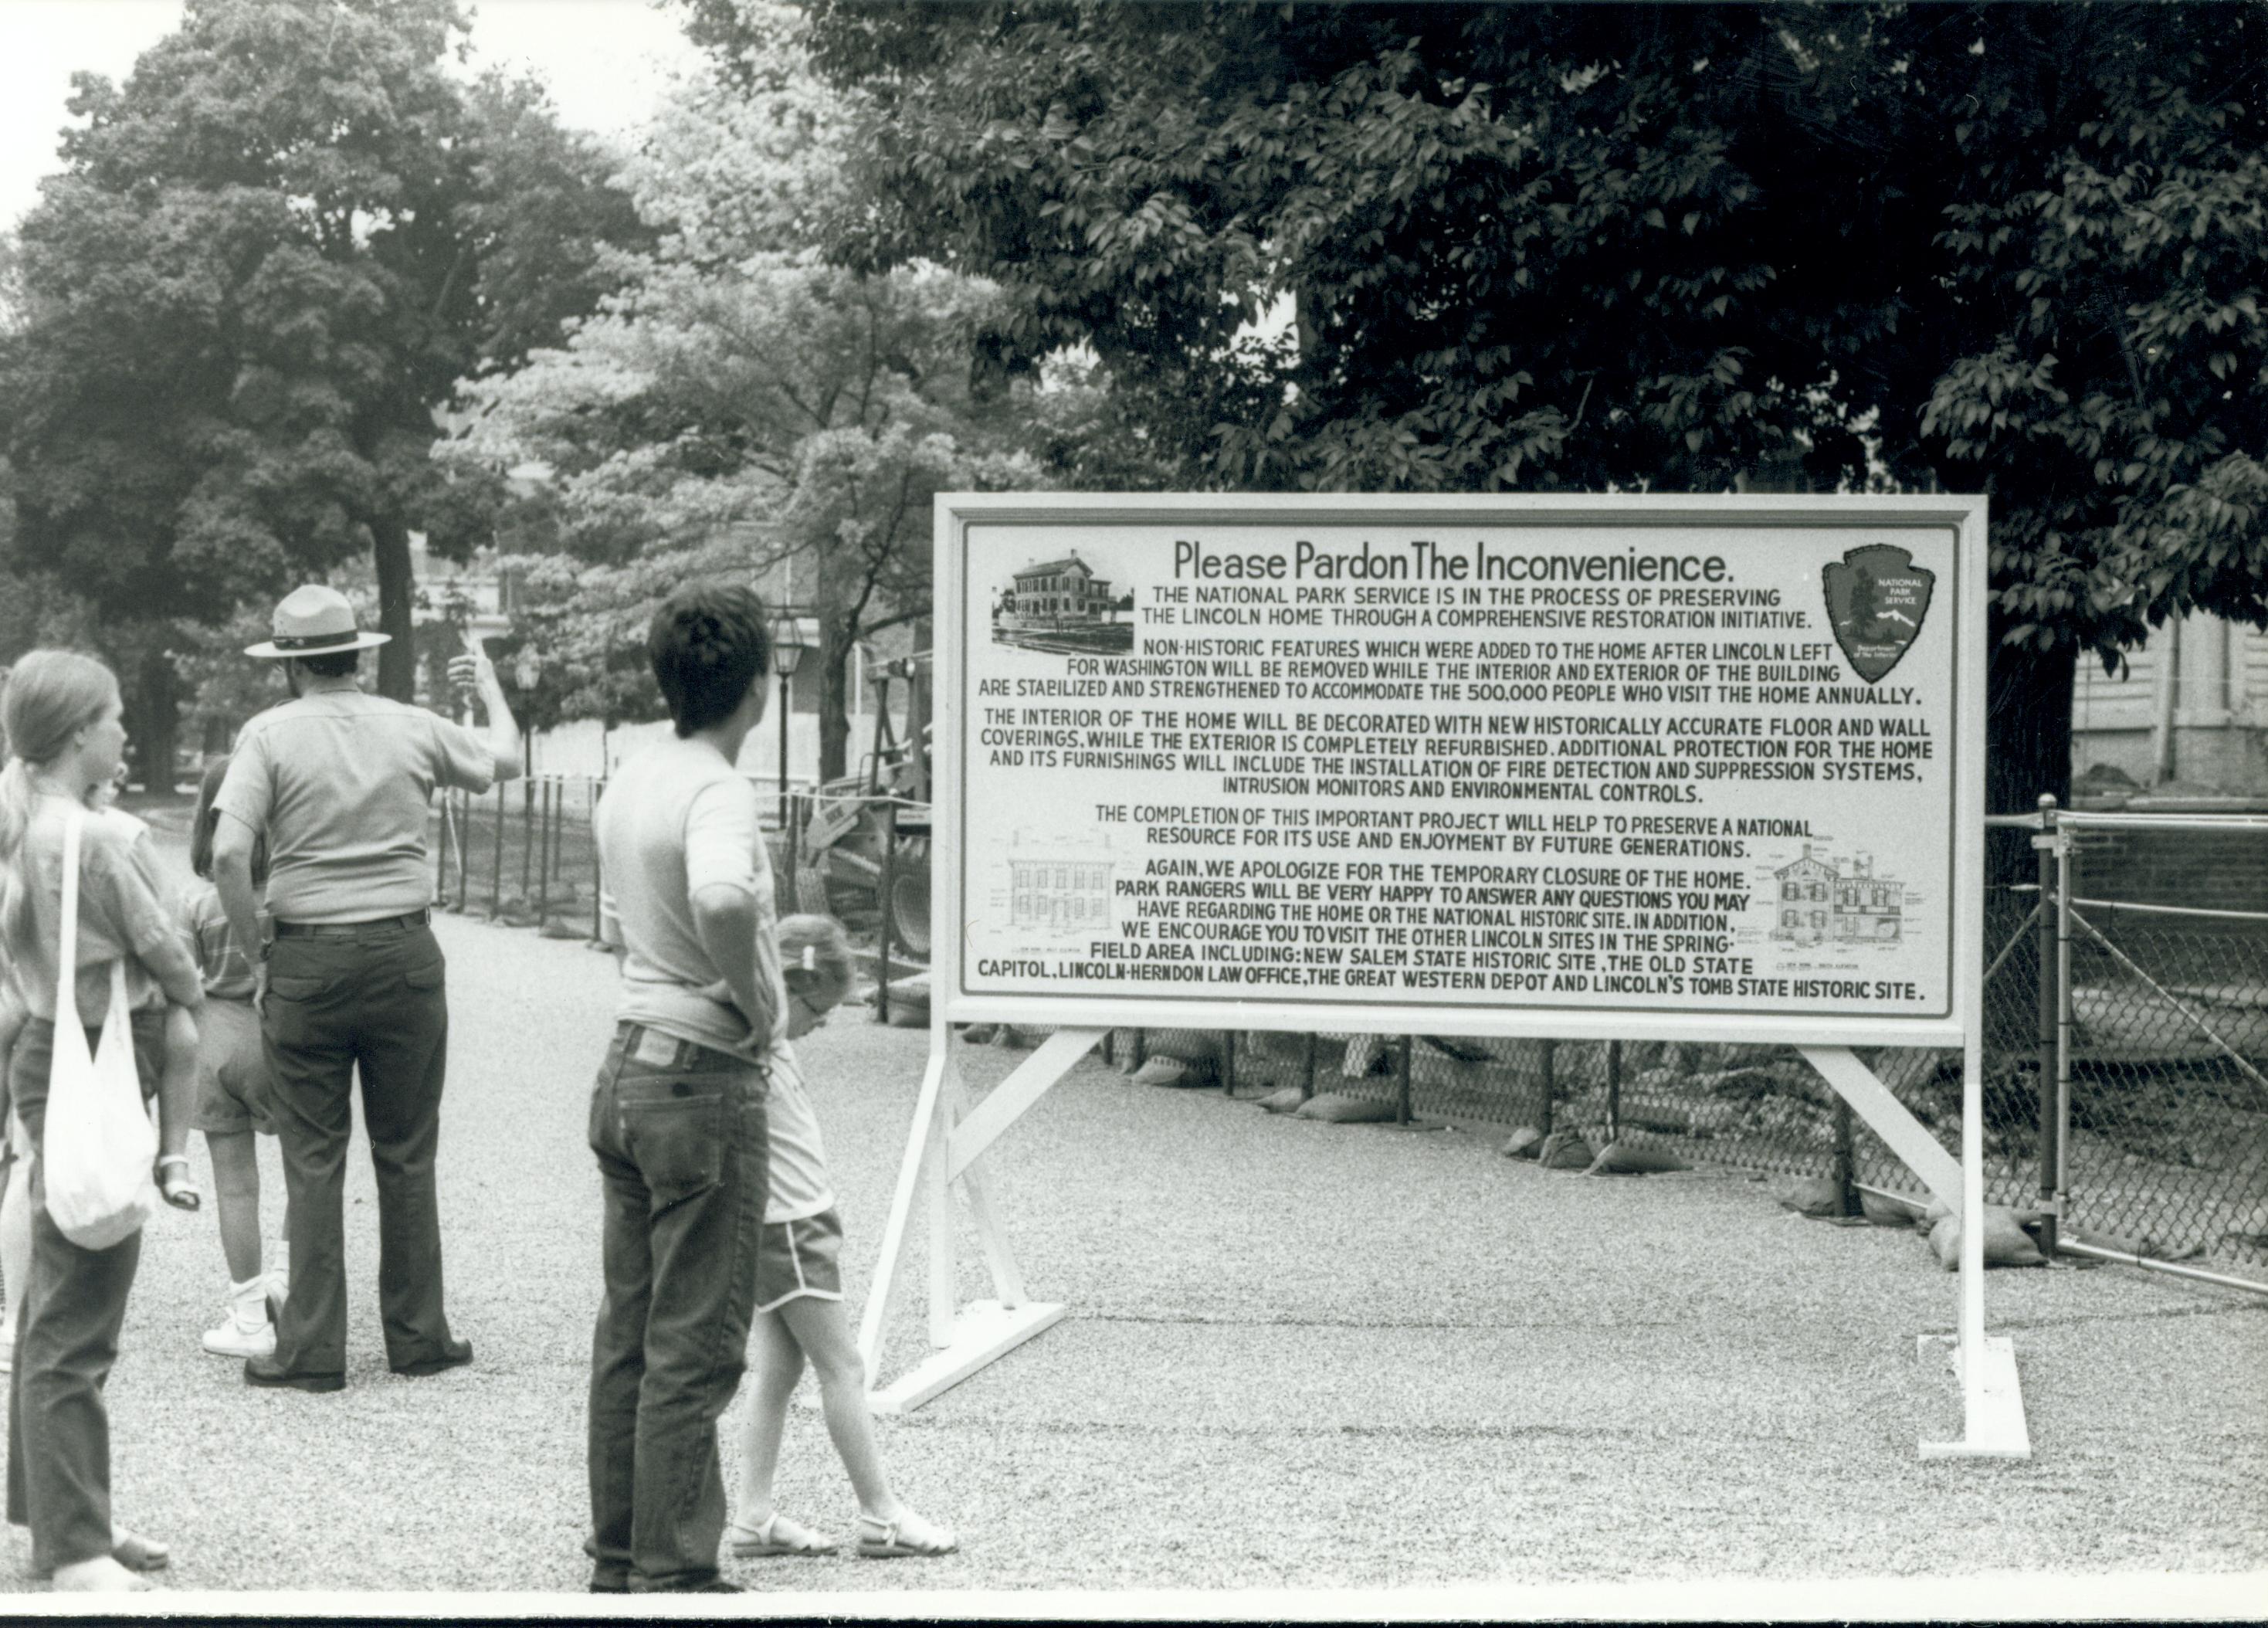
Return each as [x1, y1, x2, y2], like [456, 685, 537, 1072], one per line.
[40, 806, 159, 1251]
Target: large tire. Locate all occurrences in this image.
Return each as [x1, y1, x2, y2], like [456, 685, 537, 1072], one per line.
[887, 838, 931, 959]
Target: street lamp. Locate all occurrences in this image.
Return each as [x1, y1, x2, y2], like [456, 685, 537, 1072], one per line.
[771, 611, 811, 829]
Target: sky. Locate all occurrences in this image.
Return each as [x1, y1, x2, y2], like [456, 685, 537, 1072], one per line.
[0, 0, 703, 229]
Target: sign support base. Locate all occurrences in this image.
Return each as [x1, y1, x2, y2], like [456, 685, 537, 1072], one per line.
[1801, 1042, 2029, 1461]
[1917, 1334, 2032, 1460]
[870, 1300, 1067, 1416]
[859, 1024, 1106, 1413]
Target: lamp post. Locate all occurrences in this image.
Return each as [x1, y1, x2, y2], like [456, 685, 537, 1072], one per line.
[771, 611, 811, 829]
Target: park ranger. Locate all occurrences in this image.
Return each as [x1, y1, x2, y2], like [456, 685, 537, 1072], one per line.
[212, 585, 521, 1392]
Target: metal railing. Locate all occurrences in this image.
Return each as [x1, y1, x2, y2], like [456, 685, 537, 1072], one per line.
[432, 774, 608, 938]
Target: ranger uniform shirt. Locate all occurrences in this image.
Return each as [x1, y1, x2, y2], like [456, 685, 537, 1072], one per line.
[215, 689, 496, 924]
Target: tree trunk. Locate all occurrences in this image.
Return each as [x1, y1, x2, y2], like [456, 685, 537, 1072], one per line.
[127, 646, 181, 795]
[819, 626, 853, 783]
[1986, 636, 2076, 818]
[372, 514, 418, 702]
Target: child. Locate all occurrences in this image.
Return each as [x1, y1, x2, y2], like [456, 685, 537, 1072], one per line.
[101, 767, 205, 1219]
[726, 914, 958, 1562]
[178, 756, 285, 1356]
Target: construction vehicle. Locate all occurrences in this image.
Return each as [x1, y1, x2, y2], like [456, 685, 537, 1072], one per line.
[778, 654, 931, 962]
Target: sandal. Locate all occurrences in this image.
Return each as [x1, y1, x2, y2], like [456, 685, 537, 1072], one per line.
[156, 1156, 202, 1213]
[725, 1511, 838, 1558]
[855, 1509, 958, 1558]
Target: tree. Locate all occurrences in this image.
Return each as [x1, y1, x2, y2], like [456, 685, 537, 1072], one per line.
[0, 0, 646, 778]
[443, 15, 1077, 777]
[778, 0, 2266, 809]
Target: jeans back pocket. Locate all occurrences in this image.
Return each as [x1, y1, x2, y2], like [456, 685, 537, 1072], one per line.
[620, 1081, 731, 1206]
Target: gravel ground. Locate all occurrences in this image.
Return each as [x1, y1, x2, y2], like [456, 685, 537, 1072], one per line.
[1, 844, 2263, 1611]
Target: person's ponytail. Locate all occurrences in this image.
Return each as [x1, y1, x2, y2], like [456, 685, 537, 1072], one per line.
[0, 755, 34, 873]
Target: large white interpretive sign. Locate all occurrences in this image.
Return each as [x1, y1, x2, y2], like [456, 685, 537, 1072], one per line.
[938, 493, 1985, 1047]
[872, 493, 2020, 1460]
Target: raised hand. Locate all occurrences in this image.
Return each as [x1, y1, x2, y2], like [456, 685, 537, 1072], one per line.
[446, 624, 499, 701]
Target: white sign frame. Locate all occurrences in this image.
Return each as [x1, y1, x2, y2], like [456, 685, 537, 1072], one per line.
[859, 492, 2024, 1460]
[936, 492, 1985, 1050]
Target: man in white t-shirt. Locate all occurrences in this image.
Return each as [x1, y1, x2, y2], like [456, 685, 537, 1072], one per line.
[584, 584, 785, 1596]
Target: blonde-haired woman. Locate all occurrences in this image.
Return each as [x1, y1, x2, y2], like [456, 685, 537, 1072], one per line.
[0, 650, 204, 1592]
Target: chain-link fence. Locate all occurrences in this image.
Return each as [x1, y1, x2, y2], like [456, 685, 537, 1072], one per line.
[2043, 810, 2268, 1268]
[1092, 806, 2267, 1284]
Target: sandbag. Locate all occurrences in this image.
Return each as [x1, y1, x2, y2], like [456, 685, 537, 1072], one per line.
[1536, 1130, 1595, 1170]
[1860, 1189, 1927, 1229]
[1294, 1092, 1396, 1124]
[1778, 1176, 1850, 1218]
[1927, 1206, 2048, 1270]
[1498, 1125, 1544, 1160]
[1134, 1055, 1213, 1088]
[1581, 1141, 1690, 1176]
[1252, 1085, 1307, 1114]
[884, 998, 930, 1029]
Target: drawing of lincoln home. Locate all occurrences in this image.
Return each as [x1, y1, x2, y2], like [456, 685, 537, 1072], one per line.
[1771, 845, 1904, 946]
[1010, 850, 1115, 932]
[1009, 552, 1116, 627]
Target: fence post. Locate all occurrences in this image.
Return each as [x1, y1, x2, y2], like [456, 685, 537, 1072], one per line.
[1537, 1039, 1556, 1135]
[534, 778, 552, 926]
[1301, 1032, 1317, 1102]
[875, 800, 898, 1025]
[2053, 806, 2075, 1236]
[1830, 1097, 1859, 1216]
[2034, 793, 2062, 1258]
[590, 777, 605, 942]
[1394, 1035, 1412, 1124]
[520, 777, 535, 906]
[490, 779, 505, 919]
[1221, 1031, 1238, 1099]
[1605, 1039, 1622, 1144]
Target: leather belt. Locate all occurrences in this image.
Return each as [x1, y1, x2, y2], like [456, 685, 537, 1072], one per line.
[272, 910, 431, 938]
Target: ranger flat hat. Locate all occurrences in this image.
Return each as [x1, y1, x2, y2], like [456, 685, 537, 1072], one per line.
[245, 584, 392, 660]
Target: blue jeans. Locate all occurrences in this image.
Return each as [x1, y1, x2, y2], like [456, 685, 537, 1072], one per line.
[585, 1023, 768, 1592]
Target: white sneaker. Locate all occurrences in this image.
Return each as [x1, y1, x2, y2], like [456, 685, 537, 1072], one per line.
[202, 1274, 278, 1358]
[201, 1312, 274, 1358]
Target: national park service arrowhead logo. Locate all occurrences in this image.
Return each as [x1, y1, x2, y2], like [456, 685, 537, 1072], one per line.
[1822, 544, 1934, 683]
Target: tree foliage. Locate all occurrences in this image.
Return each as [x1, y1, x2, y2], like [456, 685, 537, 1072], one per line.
[445, 9, 1154, 774]
[0, 0, 645, 774]
[775, 0, 2266, 805]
